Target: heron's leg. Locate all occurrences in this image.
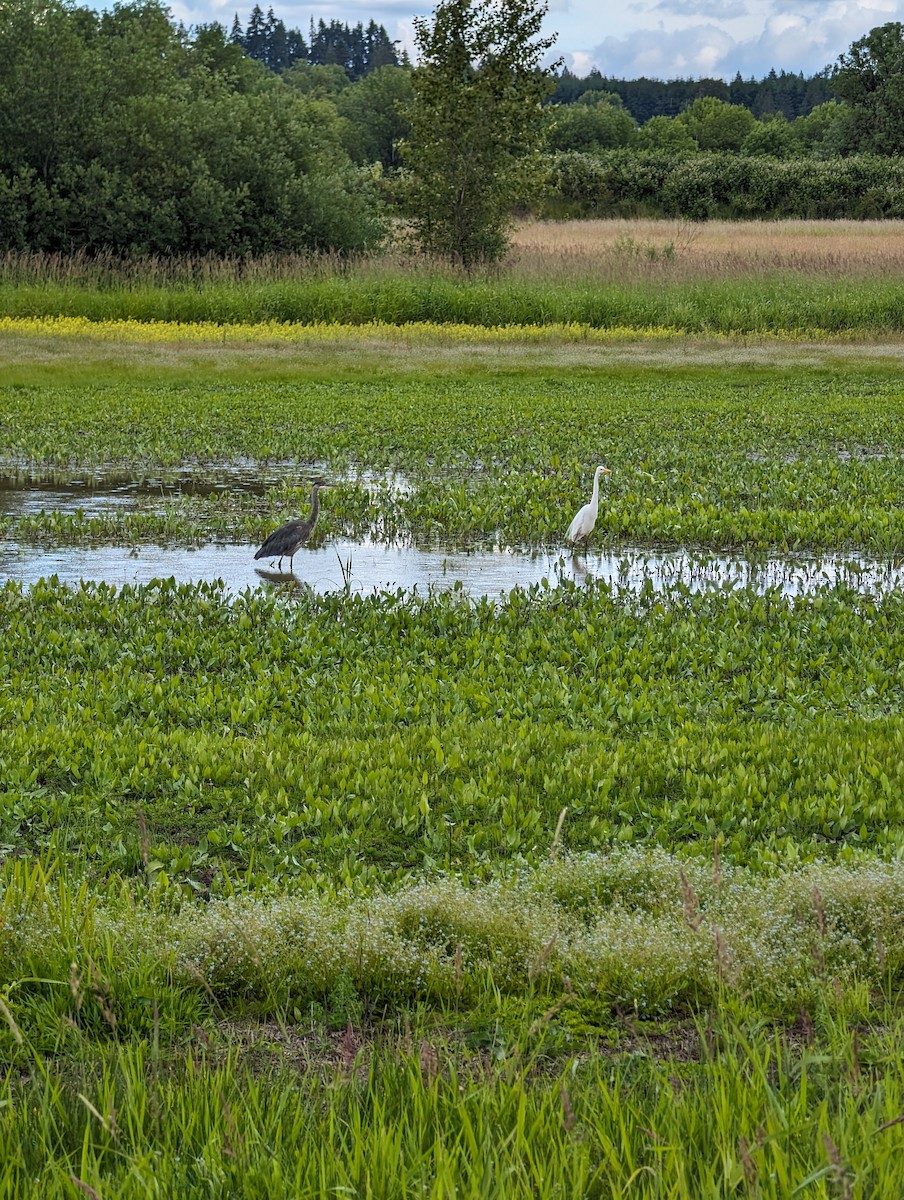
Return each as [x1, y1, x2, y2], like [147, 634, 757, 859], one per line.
[289, 553, 294, 572]
[278, 555, 284, 571]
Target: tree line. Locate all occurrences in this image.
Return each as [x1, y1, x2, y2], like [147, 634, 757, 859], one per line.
[552, 68, 833, 124]
[1, 0, 904, 261]
[228, 6, 402, 77]
[0, 0, 388, 256]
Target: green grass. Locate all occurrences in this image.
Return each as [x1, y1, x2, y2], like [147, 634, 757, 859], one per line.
[3, 273, 904, 333]
[3, 324, 904, 1195]
[3, 1013, 904, 1198]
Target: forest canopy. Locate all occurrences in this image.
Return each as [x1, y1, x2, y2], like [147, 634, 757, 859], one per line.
[0, 0, 387, 255]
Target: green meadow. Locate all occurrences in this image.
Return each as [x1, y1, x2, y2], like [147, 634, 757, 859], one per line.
[6, 272, 904, 332]
[2, 296, 904, 1194]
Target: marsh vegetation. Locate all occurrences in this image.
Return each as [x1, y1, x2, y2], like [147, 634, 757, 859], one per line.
[4, 217, 904, 334]
[1, 221, 904, 1195]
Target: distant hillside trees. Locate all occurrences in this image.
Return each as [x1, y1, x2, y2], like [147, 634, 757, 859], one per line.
[533, 21, 904, 220]
[541, 93, 636, 152]
[551, 68, 833, 123]
[229, 6, 400, 78]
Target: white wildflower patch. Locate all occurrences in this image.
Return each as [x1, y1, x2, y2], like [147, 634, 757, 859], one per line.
[2, 852, 903, 1015]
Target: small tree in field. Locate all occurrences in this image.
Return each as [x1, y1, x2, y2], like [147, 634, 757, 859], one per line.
[401, 0, 557, 269]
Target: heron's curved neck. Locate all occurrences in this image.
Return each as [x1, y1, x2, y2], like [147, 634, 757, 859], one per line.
[310, 484, 321, 522]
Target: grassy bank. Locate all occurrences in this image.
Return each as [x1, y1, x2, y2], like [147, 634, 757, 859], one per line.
[2, 274, 904, 333]
[0, 854, 902, 1196]
[3, 1008, 902, 1198]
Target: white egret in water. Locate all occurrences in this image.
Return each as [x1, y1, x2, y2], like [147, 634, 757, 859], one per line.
[565, 465, 611, 548]
[255, 482, 328, 573]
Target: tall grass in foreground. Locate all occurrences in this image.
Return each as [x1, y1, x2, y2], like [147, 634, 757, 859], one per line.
[1, 1019, 903, 1197]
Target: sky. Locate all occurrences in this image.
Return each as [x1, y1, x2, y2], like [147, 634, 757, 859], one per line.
[168, 0, 904, 81]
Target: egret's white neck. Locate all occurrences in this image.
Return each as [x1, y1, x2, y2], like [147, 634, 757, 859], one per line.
[590, 467, 604, 510]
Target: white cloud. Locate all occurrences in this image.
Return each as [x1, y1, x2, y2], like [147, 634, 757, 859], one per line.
[579, 1, 904, 78]
[651, 0, 749, 17]
[567, 50, 598, 73]
[589, 24, 737, 77]
[731, 4, 898, 74]
[170, 0, 904, 81]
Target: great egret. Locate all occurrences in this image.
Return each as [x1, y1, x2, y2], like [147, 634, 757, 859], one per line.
[255, 482, 327, 573]
[565, 465, 611, 548]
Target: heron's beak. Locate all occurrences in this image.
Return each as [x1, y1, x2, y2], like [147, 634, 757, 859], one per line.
[602, 467, 611, 475]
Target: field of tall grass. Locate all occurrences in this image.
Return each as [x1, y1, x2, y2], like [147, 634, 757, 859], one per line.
[2, 219, 904, 334]
[511, 218, 904, 282]
[2, 231, 904, 1195]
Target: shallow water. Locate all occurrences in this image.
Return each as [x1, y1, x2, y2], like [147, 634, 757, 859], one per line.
[0, 470, 296, 515]
[0, 466, 411, 517]
[1, 538, 901, 599]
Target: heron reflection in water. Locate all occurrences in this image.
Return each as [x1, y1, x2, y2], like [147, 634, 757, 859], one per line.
[255, 481, 327, 573]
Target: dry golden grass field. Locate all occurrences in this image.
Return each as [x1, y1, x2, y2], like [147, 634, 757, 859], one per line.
[7, 218, 904, 289]
[508, 217, 904, 281]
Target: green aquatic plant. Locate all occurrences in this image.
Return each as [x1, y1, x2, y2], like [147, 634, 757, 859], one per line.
[2, 361, 904, 552]
[2, 322, 904, 1196]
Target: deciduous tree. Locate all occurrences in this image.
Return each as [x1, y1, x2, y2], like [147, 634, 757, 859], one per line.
[831, 22, 904, 153]
[401, 0, 558, 268]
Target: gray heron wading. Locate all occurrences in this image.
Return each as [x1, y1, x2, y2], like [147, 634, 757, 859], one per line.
[255, 482, 327, 572]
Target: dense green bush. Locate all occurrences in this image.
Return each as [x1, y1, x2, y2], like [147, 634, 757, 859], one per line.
[0, 0, 385, 255]
[541, 94, 638, 153]
[540, 149, 904, 219]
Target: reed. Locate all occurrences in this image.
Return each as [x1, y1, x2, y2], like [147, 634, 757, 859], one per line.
[5, 220, 904, 289]
[508, 217, 904, 282]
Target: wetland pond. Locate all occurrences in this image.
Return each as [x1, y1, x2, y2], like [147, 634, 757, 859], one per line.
[2, 537, 902, 599]
[0, 464, 294, 516]
[2, 473, 902, 598]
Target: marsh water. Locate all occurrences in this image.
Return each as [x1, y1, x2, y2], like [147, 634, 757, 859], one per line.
[2, 537, 902, 599]
[0, 464, 301, 516]
[2, 474, 902, 599]
[0, 465, 409, 518]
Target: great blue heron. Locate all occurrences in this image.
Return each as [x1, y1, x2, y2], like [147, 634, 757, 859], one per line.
[255, 482, 327, 573]
[566, 465, 611, 548]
